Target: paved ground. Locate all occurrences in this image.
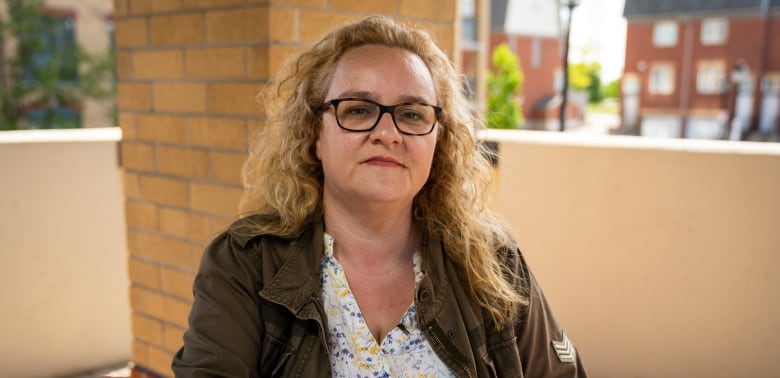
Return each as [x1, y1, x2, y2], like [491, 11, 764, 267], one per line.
[564, 112, 621, 134]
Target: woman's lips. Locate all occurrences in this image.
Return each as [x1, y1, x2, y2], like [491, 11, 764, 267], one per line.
[363, 156, 404, 167]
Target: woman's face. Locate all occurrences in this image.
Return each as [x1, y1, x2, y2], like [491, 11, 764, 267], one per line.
[316, 44, 439, 211]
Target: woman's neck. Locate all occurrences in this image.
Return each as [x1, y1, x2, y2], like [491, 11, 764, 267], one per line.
[322, 199, 419, 274]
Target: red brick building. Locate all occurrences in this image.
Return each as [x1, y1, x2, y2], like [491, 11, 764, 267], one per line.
[621, 0, 780, 140]
[460, 0, 580, 130]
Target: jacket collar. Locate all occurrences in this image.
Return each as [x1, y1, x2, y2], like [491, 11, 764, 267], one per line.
[237, 215, 452, 322]
[234, 214, 481, 375]
[415, 230, 449, 325]
[239, 216, 325, 317]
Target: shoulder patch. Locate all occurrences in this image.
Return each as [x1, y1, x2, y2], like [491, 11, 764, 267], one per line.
[551, 331, 576, 363]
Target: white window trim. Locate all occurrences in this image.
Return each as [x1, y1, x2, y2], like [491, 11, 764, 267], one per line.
[700, 18, 728, 46]
[649, 62, 675, 95]
[653, 21, 678, 47]
[696, 60, 727, 94]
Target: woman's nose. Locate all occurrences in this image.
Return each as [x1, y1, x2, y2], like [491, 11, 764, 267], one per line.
[369, 112, 403, 144]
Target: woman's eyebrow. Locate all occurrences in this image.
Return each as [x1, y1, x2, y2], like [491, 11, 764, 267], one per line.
[333, 91, 376, 101]
[334, 91, 433, 105]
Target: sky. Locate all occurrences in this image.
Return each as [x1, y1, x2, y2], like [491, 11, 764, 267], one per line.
[567, 0, 627, 82]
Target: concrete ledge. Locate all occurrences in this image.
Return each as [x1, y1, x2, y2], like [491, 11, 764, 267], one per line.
[479, 128, 780, 155]
[0, 127, 122, 144]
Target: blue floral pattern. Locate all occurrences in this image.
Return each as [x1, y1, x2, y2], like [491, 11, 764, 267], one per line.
[321, 233, 455, 377]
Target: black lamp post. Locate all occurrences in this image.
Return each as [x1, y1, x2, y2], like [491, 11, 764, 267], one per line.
[559, 0, 581, 132]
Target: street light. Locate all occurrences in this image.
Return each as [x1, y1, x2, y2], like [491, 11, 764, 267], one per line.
[559, 0, 582, 132]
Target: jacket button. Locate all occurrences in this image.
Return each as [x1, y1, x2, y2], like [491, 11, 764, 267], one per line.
[418, 289, 430, 302]
[447, 330, 455, 338]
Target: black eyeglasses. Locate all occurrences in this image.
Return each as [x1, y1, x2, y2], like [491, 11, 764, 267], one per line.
[319, 98, 442, 136]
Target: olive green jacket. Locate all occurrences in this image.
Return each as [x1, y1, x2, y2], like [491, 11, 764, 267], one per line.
[172, 215, 587, 377]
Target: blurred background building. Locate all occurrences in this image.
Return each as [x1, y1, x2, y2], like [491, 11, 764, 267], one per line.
[621, 0, 780, 141]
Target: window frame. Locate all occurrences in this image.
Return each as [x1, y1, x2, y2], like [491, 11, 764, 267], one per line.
[695, 60, 727, 94]
[653, 21, 679, 47]
[700, 18, 728, 46]
[648, 62, 676, 95]
[19, 9, 79, 85]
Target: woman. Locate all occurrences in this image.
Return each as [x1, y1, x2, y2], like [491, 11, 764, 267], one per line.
[173, 16, 587, 377]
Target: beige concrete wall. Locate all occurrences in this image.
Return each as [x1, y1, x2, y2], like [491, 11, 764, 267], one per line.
[0, 128, 130, 377]
[487, 130, 780, 378]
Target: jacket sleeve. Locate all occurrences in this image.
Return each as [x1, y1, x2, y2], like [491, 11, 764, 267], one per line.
[513, 250, 589, 377]
[172, 232, 264, 377]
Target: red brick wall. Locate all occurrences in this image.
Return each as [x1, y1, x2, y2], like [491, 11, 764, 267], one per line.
[114, 0, 457, 376]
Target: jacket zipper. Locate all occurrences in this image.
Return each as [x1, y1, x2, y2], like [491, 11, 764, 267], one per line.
[427, 326, 473, 378]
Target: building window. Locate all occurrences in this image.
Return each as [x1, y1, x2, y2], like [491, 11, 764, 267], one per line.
[653, 21, 678, 47]
[20, 12, 78, 84]
[696, 60, 726, 94]
[460, 0, 477, 43]
[8, 3, 82, 129]
[459, 0, 482, 101]
[649, 63, 675, 95]
[25, 107, 81, 129]
[700, 18, 728, 45]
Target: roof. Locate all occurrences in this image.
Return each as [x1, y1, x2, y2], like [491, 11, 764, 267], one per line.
[491, 0, 508, 30]
[499, 0, 560, 38]
[624, 0, 780, 17]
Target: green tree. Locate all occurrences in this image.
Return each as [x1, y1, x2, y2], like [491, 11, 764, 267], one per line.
[602, 78, 619, 99]
[486, 43, 524, 129]
[0, 0, 114, 130]
[569, 61, 604, 104]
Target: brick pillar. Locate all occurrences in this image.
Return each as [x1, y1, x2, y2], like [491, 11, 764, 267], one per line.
[114, 0, 456, 376]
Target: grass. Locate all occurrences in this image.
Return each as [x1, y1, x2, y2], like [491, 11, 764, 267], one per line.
[586, 98, 620, 115]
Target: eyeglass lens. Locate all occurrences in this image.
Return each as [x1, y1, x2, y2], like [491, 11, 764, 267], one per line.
[334, 100, 436, 135]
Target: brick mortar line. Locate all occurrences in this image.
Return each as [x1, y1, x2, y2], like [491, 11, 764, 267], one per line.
[125, 197, 243, 217]
[128, 257, 201, 279]
[129, 255, 203, 276]
[129, 282, 196, 305]
[116, 40, 304, 51]
[130, 282, 195, 303]
[127, 221, 235, 244]
[122, 168, 246, 186]
[118, 109, 268, 120]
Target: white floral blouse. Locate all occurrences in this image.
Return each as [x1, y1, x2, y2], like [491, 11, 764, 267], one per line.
[321, 233, 456, 378]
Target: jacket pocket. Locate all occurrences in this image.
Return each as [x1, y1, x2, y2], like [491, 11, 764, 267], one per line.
[270, 348, 293, 377]
[259, 332, 293, 376]
[483, 337, 524, 378]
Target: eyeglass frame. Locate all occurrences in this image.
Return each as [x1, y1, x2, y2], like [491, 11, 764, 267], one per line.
[317, 97, 442, 136]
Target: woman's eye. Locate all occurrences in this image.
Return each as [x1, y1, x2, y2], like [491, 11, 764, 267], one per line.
[346, 107, 370, 115]
[398, 107, 426, 122]
[401, 111, 422, 120]
[341, 103, 376, 117]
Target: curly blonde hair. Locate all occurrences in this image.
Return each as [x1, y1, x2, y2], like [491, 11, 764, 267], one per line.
[239, 15, 526, 327]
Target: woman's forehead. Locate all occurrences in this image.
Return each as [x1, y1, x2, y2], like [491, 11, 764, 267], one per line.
[327, 45, 437, 103]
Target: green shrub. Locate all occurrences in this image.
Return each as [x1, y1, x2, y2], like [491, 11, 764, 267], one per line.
[486, 43, 524, 129]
